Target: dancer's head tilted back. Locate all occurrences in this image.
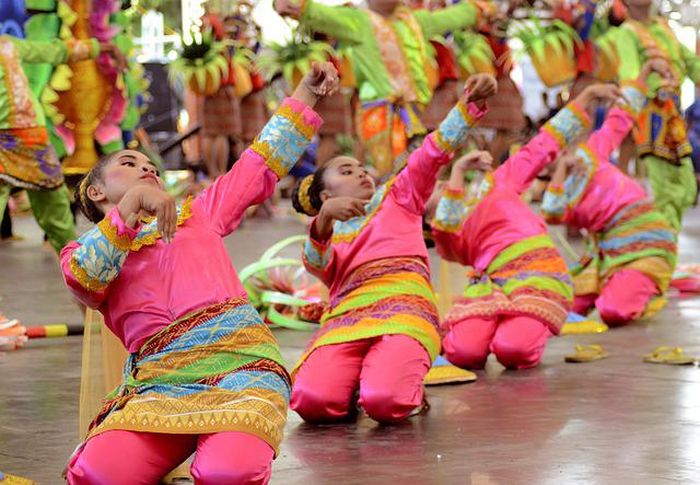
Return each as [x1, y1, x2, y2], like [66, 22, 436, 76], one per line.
[76, 150, 163, 223]
[292, 157, 376, 216]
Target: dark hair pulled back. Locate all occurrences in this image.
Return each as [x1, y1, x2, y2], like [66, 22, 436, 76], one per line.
[291, 166, 327, 216]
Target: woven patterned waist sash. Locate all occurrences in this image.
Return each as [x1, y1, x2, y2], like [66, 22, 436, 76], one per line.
[577, 200, 677, 292]
[446, 235, 573, 334]
[86, 298, 291, 454]
[292, 257, 441, 376]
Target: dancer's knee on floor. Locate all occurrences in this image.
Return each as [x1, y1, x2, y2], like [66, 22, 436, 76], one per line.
[490, 318, 549, 370]
[192, 459, 272, 485]
[596, 302, 639, 327]
[359, 385, 419, 423]
[290, 384, 354, 423]
[491, 338, 542, 369]
[442, 325, 491, 370]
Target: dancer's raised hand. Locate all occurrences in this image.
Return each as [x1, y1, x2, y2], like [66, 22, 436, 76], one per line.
[314, 196, 368, 240]
[118, 186, 178, 243]
[448, 151, 492, 190]
[292, 62, 340, 108]
[454, 151, 493, 173]
[639, 58, 678, 89]
[574, 84, 622, 109]
[463, 73, 497, 105]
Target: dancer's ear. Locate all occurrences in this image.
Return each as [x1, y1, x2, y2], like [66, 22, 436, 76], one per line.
[87, 184, 107, 204]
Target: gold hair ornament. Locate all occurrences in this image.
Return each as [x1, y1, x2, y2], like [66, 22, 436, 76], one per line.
[298, 175, 318, 216]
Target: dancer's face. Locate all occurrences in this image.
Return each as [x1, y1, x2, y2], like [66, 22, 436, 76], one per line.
[368, 0, 403, 15]
[88, 150, 164, 206]
[320, 156, 376, 202]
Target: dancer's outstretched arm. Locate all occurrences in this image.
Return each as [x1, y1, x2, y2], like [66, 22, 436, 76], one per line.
[431, 152, 491, 264]
[391, 74, 495, 215]
[274, 0, 365, 44]
[196, 63, 338, 237]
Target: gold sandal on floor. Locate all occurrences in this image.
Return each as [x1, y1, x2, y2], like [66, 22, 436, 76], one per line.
[561, 320, 609, 335]
[565, 344, 609, 363]
[424, 355, 478, 386]
[642, 346, 697, 365]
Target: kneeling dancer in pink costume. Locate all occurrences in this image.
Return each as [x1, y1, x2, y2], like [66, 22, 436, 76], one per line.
[541, 60, 678, 326]
[60, 64, 339, 485]
[290, 74, 497, 424]
[430, 84, 620, 370]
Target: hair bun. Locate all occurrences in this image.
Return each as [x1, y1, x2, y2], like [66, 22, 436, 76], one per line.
[297, 175, 319, 216]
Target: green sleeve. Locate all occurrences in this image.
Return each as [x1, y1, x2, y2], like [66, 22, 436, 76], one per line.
[10, 37, 68, 66]
[301, 1, 367, 45]
[680, 43, 700, 85]
[613, 27, 643, 81]
[414, 1, 479, 39]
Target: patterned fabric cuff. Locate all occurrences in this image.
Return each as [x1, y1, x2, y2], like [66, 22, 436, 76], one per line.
[70, 208, 135, 292]
[432, 188, 467, 233]
[250, 97, 323, 179]
[434, 101, 486, 153]
[99, 207, 140, 251]
[303, 237, 331, 270]
[541, 188, 567, 222]
[619, 81, 648, 114]
[547, 184, 565, 195]
[303, 219, 332, 270]
[542, 102, 591, 149]
[563, 145, 597, 208]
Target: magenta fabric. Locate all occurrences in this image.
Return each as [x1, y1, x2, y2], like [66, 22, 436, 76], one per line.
[572, 293, 597, 315]
[291, 334, 430, 423]
[66, 430, 274, 485]
[433, 121, 573, 273]
[595, 269, 659, 326]
[555, 107, 648, 232]
[61, 99, 322, 352]
[443, 315, 552, 370]
[304, 102, 486, 297]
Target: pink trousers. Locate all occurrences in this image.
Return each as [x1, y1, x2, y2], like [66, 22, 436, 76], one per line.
[291, 334, 431, 424]
[443, 315, 552, 370]
[66, 430, 274, 485]
[572, 269, 659, 327]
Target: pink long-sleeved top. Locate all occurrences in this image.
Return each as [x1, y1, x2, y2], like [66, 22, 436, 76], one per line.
[432, 102, 591, 271]
[302, 101, 486, 297]
[60, 98, 322, 352]
[541, 83, 649, 231]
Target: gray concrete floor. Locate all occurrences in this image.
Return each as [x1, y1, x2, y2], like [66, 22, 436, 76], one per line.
[1, 204, 700, 484]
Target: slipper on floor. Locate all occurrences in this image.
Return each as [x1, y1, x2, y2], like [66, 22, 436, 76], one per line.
[643, 346, 697, 365]
[561, 312, 608, 335]
[565, 344, 609, 363]
[561, 320, 609, 335]
[0, 472, 36, 484]
[424, 355, 477, 386]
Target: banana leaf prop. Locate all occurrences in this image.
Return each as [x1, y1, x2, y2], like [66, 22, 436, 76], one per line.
[168, 32, 232, 96]
[510, 15, 582, 87]
[451, 31, 496, 78]
[592, 29, 620, 82]
[239, 235, 324, 331]
[256, 29, 335, 88]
